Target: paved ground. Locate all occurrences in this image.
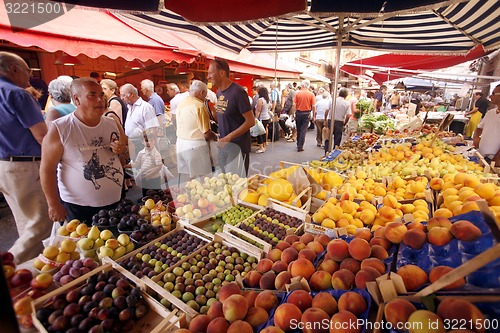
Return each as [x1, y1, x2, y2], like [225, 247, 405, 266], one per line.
[0, 129, 324, 253]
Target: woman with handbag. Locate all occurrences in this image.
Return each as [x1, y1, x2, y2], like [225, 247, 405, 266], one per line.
[255, 87, 272, 153]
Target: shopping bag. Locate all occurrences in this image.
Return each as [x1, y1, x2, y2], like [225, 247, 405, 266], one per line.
[250, 118, 266, 137]
[285, 117, 296, 129]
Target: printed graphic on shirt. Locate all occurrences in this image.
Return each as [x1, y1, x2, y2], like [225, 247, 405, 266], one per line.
[80, 136, 123, 190]
[215, 95, 229, 115]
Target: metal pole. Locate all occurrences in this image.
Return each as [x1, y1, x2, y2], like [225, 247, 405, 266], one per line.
[327, 15, 344, 152]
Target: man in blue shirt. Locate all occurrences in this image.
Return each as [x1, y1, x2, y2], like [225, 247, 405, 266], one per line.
[141, 79, 165, 125]
[0, 52, 51, 264]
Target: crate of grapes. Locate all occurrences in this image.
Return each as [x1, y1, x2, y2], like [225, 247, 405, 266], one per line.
[114, 224, 211, 282]
[224, 199, 309, 251]
[31, 261, 183, 333]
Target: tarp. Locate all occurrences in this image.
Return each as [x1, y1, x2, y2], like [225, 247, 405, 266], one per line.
[115, 14, 301, 78]
[340, 44, 489, 84]
[136, 0, 500, 54]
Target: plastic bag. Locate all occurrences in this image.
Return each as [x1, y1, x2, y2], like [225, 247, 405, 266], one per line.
[250, 118, 266, 137]
[285, 117, 296, 129]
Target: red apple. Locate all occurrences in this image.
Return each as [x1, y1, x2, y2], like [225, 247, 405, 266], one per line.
[31, 273, 53, 290]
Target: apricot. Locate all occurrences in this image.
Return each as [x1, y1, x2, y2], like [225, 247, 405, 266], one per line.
[338, 291, 367, 316]
[348, 238, 371, 261]
[272, 260, 288, 274]
[437, 298, 485, 333]
[450, 220, 482, 241]
[280, 247, 299, 265]
[428, 227, 453, 246]
[260, 271, 277, 290]
[339, 258, 361, 274]
[407, 222, 427, 232]
[218, 282, 242, 302]
[306, 240, 324, 254]
[433, 208, 453, 218]
[373, 226, 387, 238]
[227, 320, 253, 333]
[260, 326, 285, 333]
[244, 270, 262, 288]
[267, 249, 283, 262]
[379, 206, 397, 222]
[427, 216, 452, 230]
[189, 314, 211, 333]
[429, 266, 465, 290]
[407, 310, 446, 333]
[429, 178, 444, 191]
[384, 222, 408, 244]
[301, 308, 330, 333]
[291, 241, 307, 252]
[475, 183, 496, 201]
[370, 245, 389, 260]
[355, 266, 381, 289]
[242, 290, 258, 308]
[403, 228, 427, 250]
[331, 269, 355, 290]
[274, 271, 292, 291]
[309, 270, 332, 291]
[312, 292, 338, 316]
[360, 258, 386, 274]
[223, 294, 248, 322]
[289, 258, 315, 281]
[206, 300, 223, 319]
[384, 298, 417, 328]
[286, 289, 312, 313]
[397, 265, 428, 291]
[299, 233, 315, 245]
[314, 234, 331, 247]
[330, 310, 361, 333]
[354, 228, 372, 241]
[326, 239, 349, 262]
[206, 317, 230, 333]
[317, 259, 340, 274]
[284, 234, 299, 244]
[276, 241, 291, 251]
[254, 290, 279, 313]
[369, 236, 391, 250]
[298, 248, 317, 263]
[256, 258, 274, 274]
[273, 303, 302, 331]
[461, 201, 480, 214]
[244, 307, 268, 329]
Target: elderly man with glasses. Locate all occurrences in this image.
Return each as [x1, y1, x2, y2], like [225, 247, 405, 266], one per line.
[0, 51, 51, 264]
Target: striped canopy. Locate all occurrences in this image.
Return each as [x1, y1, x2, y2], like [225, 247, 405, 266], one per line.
[128, 0, 499, 55]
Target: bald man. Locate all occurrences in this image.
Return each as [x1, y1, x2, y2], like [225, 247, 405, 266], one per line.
[41, 78, 127, 225]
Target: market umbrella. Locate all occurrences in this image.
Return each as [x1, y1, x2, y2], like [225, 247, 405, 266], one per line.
[126, 0, 499, 151]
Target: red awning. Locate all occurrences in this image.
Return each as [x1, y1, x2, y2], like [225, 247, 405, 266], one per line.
[115, 14, 301, 78]
[340, 45, 488, 84]
[0, 4, 194, 63]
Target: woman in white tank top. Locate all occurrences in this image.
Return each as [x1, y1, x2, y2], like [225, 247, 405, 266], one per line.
[255, 87, 271, 153]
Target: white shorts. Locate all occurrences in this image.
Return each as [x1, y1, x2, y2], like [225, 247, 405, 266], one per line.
[176, 138, 212, 178]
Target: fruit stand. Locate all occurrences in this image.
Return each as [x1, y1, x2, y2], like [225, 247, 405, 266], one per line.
[3, 129, 500, 333]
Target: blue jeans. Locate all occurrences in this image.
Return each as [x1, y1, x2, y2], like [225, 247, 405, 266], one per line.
[295, 112, 310, 149]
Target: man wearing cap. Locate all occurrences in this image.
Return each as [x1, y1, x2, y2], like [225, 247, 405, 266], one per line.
[0, 52, 52, 263]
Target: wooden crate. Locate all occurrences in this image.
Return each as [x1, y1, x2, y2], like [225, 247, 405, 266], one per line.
[142, 233, 262, 319]
[31, 262, 183, 333]
[179, 201, 259, 238]
[114, 224, 211, 265]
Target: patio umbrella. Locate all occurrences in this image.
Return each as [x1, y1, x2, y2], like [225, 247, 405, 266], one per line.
[126, 0, 499, 150]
